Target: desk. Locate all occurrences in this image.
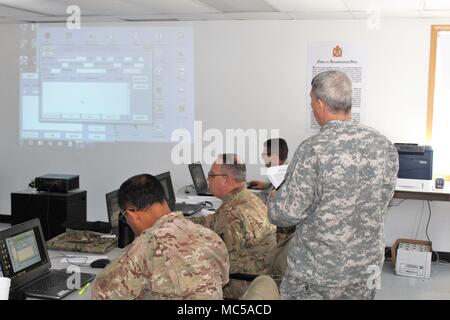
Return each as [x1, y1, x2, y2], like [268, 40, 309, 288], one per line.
[394, 185, 450, 202]
[175, 185, 262, 210]
[28, 248, 123, 300]
[176, 186, 222, 217]
[394, 190, 450, 202]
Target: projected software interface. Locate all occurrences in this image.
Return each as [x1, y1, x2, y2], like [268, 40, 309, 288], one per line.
[20, 24, 194, 144]
[6, 230, 42, 273]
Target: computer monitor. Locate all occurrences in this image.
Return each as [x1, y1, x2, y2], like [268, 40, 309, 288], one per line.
[105, 189, 120, 235]
[154, 172, 176, 207]
[0, 218, 95, 299]
[154, 172, 205, 216]
[0, 219, 50, 289]
[188, 162, 208, 191]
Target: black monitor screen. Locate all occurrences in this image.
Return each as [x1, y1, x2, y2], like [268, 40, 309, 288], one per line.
[190, 164, 208, 191]
[106, 190, 120, 232]
[155, 172, 175, 205]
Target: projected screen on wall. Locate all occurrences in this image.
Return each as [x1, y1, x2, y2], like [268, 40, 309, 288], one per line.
[19, 24, 194, 145]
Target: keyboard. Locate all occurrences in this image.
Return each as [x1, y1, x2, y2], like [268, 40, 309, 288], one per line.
[24, 270, 95, 299]
[27, 272, 68, 293]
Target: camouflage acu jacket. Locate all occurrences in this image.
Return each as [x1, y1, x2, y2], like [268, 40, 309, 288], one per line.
[212, 185, 277, 275]
[254, 182, 295, 243]
[268, 120, 399, 287]
[91, 211, 229, 300]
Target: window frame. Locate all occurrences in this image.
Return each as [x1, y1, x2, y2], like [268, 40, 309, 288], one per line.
[426, 25, 450, 180]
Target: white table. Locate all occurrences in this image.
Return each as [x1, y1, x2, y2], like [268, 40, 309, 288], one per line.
[29, 248, 123, 300]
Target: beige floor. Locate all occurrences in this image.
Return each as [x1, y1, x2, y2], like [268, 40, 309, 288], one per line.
[376, 260, 450, 299]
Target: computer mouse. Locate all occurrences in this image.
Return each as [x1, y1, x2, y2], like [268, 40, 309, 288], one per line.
[90, 258, 111, 269]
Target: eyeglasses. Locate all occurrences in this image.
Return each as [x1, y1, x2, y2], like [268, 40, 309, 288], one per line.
[119, 208, 128, 220]
[119, 208, 138, 220]
[207, 171, 228, 178]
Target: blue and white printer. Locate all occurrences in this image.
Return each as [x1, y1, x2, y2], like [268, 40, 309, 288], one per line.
[394, 143, 433, 191]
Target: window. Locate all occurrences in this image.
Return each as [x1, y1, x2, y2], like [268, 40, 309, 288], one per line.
[427, 25, 450, 179]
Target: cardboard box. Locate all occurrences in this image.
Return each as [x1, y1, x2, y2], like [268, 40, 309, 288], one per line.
[391, 239, 432, 279]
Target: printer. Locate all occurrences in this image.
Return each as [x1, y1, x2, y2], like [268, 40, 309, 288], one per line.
[394, 143, 433, 191]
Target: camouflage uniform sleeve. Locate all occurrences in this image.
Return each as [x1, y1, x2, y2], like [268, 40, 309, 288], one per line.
[189, 214, 216, 230]
[256, 188, 270, 205]
[214, 210, 241, 254]
[268, 142, 317, 227]
[91, 237, 154, 300]
[381, 143, 399, 205]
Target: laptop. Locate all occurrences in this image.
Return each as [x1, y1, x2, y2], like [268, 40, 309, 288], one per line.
[155, 172, 205, 216]
[105, 189, 120, 236]
[0, 218, 95, 300]
[188, 162, 213, 196]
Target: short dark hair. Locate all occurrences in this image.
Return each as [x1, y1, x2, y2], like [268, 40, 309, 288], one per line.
[218, 153, 246, 183]
[265, 138, 288, 162]
[118, 174, 166, 211]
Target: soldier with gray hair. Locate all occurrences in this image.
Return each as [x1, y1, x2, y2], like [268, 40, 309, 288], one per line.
[199, 153, 277, 299]
[268, 70, 399, 299]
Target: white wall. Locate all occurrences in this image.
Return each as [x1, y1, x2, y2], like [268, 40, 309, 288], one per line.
[1, 19, 449, 251]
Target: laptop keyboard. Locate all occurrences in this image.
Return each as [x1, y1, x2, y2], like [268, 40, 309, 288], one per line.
[27, 272, 69, 292]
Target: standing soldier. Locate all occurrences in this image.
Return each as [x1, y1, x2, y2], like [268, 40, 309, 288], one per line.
[268, 70, 399, 300]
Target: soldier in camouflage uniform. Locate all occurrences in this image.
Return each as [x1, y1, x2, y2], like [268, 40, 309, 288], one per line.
[92, 174, 229, 300]
[268, 70, 399, 300]
[204, 154, 277, 299]
[249, 138, 295, 243]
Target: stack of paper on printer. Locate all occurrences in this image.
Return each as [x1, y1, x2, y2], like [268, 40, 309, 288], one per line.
[260, 165, 288, 189]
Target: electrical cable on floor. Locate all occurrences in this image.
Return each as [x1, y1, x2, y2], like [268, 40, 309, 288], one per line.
[384, 247, 392, 261]
[414, 200, 425, 240]
[388, 198, 449, 266]
[424, 200, 437, 262]
[424, 200, 448, 265]
[426, 200, 431, 242]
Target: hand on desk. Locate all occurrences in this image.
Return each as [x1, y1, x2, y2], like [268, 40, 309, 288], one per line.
[247, 180, 268, 190]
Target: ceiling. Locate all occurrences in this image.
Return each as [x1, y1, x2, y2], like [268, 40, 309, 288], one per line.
[0, 0, 450, 23]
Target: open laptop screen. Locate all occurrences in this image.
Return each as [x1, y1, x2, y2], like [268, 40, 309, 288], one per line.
[154, 172, 176, 206]
[7, 229, 42, 273]
[0, 219, 50, 287]
[106, 189, 120, 235]
[188, 162, 208, 192]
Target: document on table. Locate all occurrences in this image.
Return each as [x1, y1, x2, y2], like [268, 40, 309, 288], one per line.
[60, 255, 109, 265]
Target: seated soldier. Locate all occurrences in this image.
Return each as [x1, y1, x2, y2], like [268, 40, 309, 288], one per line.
[248, 138, 289, 197]
[200, 154, 277, 298]
[248, 138, 295, 243]
[92, 174, 230, 300]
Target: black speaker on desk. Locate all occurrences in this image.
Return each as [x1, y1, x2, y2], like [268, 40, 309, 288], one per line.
[11, 189, 87, 241]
